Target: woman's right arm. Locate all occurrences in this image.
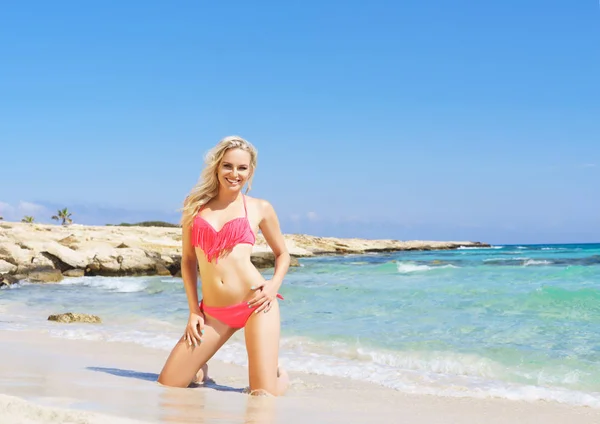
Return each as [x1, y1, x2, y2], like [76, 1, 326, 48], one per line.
[181, 220, 201, 314]
[181, 220, 204, 345]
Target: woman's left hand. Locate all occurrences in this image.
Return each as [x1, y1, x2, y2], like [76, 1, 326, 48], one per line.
[247, 280, 279, 314]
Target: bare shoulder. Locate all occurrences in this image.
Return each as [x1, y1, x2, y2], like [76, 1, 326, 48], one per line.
[245, 195, 276, 220]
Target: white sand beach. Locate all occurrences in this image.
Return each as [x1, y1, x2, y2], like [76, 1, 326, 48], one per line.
[2, 223, 600, 423]
[1, 330, 600, 424]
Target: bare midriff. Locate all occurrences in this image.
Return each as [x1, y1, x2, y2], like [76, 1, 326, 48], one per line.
[195, 244, 265, 307]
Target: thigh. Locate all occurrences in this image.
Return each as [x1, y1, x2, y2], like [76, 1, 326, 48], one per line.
[158, 314, 237, 388]
[244, 299, 281, 394]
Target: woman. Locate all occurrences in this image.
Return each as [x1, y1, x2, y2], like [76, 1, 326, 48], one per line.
[158, 136, 291, 396]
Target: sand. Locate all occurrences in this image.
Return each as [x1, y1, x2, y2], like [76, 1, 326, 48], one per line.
[1, 330, 600, 424]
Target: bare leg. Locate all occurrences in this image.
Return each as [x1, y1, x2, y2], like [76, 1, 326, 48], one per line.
[158, 314, 237, 388]
[276, 366, 289, 395]
[192, 363, 211, 384]
[244, 300, 289, 396]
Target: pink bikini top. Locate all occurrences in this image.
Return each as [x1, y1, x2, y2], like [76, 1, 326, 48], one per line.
[191, 195, 256, 263]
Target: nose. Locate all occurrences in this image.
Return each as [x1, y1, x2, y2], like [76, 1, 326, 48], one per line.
[231, 167, 239, 177]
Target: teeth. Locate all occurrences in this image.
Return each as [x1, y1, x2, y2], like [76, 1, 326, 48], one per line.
[226, 178, 240, 184]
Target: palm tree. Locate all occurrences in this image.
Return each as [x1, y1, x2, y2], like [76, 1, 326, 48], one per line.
[22, 216, 34, 223]
[51, 208, 73, 225]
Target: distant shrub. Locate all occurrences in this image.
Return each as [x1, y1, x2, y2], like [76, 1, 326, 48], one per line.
[106, 221, 180, 228]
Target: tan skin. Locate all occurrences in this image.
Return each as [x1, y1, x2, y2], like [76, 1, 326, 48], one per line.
[157, 148, 291, 396]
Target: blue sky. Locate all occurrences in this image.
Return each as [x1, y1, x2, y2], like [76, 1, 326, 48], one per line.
[1, 1, 598, 244]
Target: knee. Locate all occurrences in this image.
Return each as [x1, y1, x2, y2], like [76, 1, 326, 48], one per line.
[157, 372, 190, 388]
[156, 373, 172, 387]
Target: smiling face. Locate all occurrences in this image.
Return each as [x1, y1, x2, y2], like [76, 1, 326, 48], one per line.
[217, 148, 252, 193]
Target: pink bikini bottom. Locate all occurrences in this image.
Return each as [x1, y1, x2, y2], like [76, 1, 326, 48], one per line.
[200, 294, 284, 329]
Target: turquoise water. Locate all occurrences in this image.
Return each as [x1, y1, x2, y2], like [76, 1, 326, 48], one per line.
[2, 243, 600, 405]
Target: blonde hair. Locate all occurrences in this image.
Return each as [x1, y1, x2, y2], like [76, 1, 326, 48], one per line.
[181, 136, 257, 227]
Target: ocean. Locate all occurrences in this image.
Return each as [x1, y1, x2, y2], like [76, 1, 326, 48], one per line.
[2, 243, 600, 407]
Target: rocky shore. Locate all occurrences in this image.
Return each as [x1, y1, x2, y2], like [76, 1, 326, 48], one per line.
[0, 221, 490, 285]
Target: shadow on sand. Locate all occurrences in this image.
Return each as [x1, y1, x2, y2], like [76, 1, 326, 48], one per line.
[86, 367, 244, 393]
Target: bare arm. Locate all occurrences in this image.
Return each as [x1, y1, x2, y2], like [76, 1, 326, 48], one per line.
[181, 220, 201, 314]
[259, 200, 290, 290]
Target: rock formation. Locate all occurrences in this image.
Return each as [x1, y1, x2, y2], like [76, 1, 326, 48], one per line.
[0, 221, 490, 282]
[47, 312, 102, 323]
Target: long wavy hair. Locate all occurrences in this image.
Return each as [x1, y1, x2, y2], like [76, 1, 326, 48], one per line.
[181, 136, 258, 227]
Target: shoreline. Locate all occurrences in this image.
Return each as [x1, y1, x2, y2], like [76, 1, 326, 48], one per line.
[1, 329, 600, 424]
[0, 221, 490, 284]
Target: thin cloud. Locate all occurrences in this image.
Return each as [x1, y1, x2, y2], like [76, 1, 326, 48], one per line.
[289, 211, 319, 222]
[0, 202, 16, 220]
[18, 201, 48, 215]
[306, 211, 318, 221]
[0, 201, 15, 214]
[581, 163, 596, 168]
[0, 201, 180, 225]
[0, 201, 50, 221]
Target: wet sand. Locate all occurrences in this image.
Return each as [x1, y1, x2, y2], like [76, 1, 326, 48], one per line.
[1, 330, 599, 424]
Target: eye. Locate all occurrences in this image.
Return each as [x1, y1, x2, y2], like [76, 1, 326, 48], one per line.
[223, 164, 232, 169]
[239, 166, 248, 171]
